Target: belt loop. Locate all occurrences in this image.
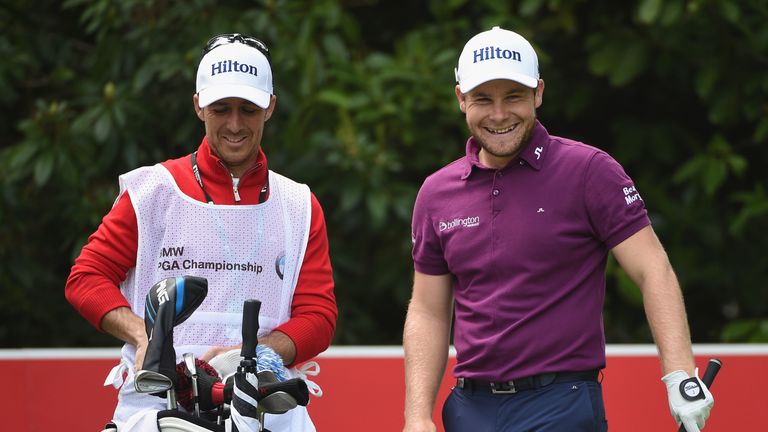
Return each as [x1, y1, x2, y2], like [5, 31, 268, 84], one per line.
[457, 377, 465, 389]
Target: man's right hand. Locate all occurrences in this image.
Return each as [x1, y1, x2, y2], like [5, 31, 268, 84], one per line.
[134, 339, 147, 371]
[100, 307, 149, 371]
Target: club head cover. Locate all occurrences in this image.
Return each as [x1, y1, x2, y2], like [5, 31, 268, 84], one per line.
[142, 276, 208, 379]
[258, 378, 310, 406]
[230, 371, 261, 431]
[143, 276, 208, 335]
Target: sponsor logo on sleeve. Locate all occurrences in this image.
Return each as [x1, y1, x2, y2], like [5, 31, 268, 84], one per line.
[623, 186, 642, 205]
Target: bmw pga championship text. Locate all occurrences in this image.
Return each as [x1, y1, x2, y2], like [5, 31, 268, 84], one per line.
[157, 246, 263, 274]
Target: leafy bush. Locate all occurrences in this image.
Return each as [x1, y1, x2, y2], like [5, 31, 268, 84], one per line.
[1, 0, 765, 346]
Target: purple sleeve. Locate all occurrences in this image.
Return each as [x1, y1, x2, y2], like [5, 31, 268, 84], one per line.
[584, 152, 651, 249]
[411, 182, 450, 275]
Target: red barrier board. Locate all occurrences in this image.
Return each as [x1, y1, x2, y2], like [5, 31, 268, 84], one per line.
[2, 345, 764, 431]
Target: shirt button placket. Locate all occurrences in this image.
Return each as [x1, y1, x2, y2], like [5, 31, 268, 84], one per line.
[491, 170, 502, 214]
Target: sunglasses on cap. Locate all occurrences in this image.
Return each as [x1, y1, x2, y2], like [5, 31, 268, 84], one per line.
[202, 33, 271, 63]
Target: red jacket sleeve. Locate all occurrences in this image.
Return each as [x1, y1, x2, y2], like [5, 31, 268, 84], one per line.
[274, 193, 338, 365]
[65, 191, 137, 330]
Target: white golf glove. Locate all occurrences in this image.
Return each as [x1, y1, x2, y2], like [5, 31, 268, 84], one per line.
[661, 368, 714, 431]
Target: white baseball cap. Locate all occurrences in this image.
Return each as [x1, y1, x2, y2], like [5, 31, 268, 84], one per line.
[455, 26, 540, 92]
[196, 36, 273, 109]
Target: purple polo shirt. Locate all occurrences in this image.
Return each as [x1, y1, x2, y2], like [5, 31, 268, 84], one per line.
[411, 121, 650, 381]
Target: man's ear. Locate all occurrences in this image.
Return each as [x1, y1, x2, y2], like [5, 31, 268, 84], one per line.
[534, 79, 545, 109]
[264, 95, 277, 122]
[455, 85, 467, 113]
[193, 94, 205, 121]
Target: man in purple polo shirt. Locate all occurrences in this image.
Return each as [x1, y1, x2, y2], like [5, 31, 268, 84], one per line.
[403, 26, 714, 432]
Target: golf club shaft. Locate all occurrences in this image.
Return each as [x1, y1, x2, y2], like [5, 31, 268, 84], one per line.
[192, 375, 200, 417]
[167, 388, 176, 410]
[678, 358, 722, 432]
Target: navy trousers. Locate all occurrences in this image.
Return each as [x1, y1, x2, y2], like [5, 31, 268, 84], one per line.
[442, 380, 608, 432]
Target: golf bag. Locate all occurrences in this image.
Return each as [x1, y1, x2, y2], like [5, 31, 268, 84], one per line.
[106, 276, 309, 432]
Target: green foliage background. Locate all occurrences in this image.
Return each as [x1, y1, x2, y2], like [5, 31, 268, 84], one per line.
[1, 0, 766, 348]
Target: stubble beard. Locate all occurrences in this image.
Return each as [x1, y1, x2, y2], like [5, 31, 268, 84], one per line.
[475, 118, 536, 160]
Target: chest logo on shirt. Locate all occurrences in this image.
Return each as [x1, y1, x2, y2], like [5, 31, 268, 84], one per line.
[439, 216, 480, 232]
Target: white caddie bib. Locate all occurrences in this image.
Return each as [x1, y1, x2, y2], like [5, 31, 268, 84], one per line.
[109, 164, 315, 431]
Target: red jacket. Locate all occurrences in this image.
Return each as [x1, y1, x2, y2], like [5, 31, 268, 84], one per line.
[65, 138, 337, 365]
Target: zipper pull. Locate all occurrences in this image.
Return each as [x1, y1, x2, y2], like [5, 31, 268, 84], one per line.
[231, 175, 241, 202]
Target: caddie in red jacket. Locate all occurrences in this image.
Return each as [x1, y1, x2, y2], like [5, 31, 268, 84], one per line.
[65, 33, 337, 432]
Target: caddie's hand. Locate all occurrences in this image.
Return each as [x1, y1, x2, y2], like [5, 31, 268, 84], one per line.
[662, 368, 714, 431]
[133, 339, 148, 372]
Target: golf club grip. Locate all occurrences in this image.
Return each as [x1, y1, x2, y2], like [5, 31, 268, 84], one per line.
[700, 358, 722, 387]
[241, 299, 261, 359]
[678, 358, 722, 432]
[257, 378, 310, 406]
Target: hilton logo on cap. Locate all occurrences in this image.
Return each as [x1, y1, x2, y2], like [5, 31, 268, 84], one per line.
[473, 46, 522, 63]
[210, 60, 259, 77]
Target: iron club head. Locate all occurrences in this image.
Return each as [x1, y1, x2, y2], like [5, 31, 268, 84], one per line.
[134, 369, 173, 393]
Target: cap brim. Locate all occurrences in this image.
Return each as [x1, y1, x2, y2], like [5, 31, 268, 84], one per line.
[459, 71, 538, 93]
[197, 85, 272, 109]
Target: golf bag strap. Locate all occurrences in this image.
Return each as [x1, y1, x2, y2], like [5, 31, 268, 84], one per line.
[157, 409, 224, 432]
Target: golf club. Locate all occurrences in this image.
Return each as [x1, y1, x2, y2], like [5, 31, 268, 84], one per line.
[135, 275, 208, 410]
[229, 299, 264, 432]
[240, 299, 261, 371]
[183, 352, 201, 417]
[208, 374, 308, 410]
[257, 378, 309, 407]
[255, 370, 299, 415]
[678, 358, 723, 432]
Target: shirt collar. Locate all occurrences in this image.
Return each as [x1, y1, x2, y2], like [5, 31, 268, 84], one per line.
[460, 120, 550, 179]
[198, 137, 268, 184]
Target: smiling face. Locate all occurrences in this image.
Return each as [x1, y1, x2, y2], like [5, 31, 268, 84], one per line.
[456, 78, 544, 169]
[193, 94, 276, 177]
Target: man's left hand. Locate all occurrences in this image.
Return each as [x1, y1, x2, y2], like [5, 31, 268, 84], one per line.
[662, 368, 714, 431]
